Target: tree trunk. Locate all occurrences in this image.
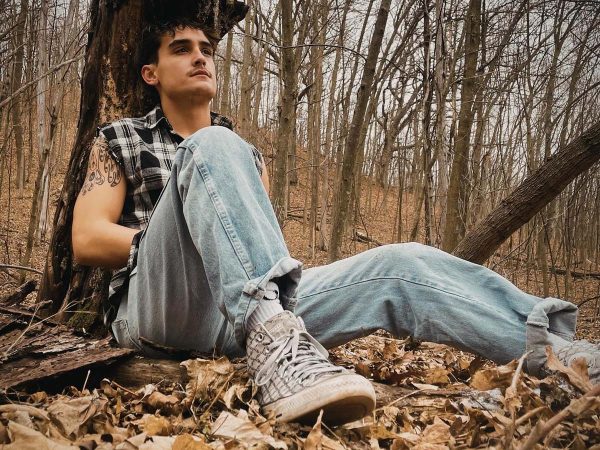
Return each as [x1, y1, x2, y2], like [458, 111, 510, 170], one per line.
[453, 120, 600, 264]
[272, 0, 296, 224]
[35, 0, 50, 241]
[238, 0, 253, 135]
[11, 0, 28, 199]
[442, 0, 481, 252]
[218, 30, 233, 116]
[328, 0, 391, 261]
[308, 3, 324, 258]
[39, 0, 248, 331]
[333, 0, 375, 193]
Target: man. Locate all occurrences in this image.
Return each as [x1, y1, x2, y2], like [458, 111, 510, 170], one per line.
[72, 18, 599, 425]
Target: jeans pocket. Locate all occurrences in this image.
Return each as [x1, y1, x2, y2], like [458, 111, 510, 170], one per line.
[112, 318, 143, 352]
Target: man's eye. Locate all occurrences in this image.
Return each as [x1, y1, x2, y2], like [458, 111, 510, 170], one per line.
[202, 48, 214, 56]
[175, 47, 188, 53]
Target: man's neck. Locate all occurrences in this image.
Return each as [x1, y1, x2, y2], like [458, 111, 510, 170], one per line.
[160, 96, 211, 138]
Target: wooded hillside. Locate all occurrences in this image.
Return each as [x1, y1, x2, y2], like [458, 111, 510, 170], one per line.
[1, 0, 599, 308]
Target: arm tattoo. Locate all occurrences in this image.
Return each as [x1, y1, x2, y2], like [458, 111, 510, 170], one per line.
[81, 138, 122, 195]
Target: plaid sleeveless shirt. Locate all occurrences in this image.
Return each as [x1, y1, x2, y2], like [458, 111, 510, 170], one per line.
[96, 105, 264, 323]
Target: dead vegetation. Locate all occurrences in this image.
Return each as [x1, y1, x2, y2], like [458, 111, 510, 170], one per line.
[1, 328, 599, 449]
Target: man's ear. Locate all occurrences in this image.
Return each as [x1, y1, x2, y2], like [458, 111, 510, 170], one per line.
[141, 64, 159, 86]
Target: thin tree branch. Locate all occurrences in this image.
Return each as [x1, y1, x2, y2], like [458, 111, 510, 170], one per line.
[0, 55, 83, 111]
[0, 264, 43, 275]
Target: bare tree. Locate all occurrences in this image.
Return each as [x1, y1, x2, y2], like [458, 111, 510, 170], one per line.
[271, 0, 297, 224]
[442, 0, 481, 252]
[329, 0, 392, 261]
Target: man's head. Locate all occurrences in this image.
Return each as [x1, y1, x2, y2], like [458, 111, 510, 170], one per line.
[139, 20, 220, 106]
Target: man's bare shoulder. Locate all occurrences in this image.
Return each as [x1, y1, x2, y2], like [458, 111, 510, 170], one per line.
[81, 135, 123, 196]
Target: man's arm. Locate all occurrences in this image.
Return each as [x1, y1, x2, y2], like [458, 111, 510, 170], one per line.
[72, 136, 138, 269]
[260, 159, 270, 195]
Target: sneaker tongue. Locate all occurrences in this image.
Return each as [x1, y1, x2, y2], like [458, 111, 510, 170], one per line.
[263, 311, 302, 340]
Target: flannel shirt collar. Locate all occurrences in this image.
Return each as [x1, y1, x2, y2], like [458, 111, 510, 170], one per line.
[144, 105, 171, 130]
[144, 104, 234, 131]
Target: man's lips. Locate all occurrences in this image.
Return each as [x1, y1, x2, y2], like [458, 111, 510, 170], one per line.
[190, 69, 211, 78]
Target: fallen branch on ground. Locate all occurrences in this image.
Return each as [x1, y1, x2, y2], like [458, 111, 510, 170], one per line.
[518, 383, 600, 450]
[0, 280, 38, 305]
[0, 264, 43, 275]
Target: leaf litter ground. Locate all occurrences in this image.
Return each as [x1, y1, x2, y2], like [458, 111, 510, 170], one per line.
[1, 332, 599, 449]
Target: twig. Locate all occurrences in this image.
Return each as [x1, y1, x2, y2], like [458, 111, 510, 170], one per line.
[577, 294, 600, 308]
[105, 379, 137, 397]
[199, 371, 237, 421]
[514, 406, 547, 427]
[353, 230, 385, 247]
[518, 384, 600, 450]
[549, 267, 600, 280]
[0, 264, 43, 275]
[374, 388, 425, 411]
[1, 280, 38, 305]
[82, 369, 91, 392]
[503, 352, 531, 448]
[0, 56, 84, 110]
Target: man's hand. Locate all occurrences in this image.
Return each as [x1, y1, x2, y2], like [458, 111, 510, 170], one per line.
[72, 136, 138, 269]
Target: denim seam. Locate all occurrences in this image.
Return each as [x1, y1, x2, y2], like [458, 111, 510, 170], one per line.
[298, 275, 505, 315]
[185, 143, 266, 346]
[188, 145, 256, 280]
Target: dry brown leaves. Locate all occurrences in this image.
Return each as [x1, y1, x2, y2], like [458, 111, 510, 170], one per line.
[1, 336, 599, 449]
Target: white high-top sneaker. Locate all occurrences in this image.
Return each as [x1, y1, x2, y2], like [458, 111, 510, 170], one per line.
[246, 311, 376, 424]
[555, 339, 600, 384]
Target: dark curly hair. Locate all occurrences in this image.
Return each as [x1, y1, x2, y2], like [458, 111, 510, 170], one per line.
[138, 18, 220, 107]
[139, 18, 220, 67]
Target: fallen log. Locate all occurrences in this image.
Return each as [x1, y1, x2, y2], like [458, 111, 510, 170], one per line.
[106, 356, 472, 409]
[0, 280, 38, 305]
[549, 267, 600, 280]
[0, 308, 133, 393]
[353, 231, 385, 247]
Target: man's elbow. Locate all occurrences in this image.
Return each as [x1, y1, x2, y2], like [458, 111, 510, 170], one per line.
[71, 226, 92, 265]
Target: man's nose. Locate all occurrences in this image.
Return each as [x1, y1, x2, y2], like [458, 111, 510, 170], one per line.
[192, 47, 206, 65]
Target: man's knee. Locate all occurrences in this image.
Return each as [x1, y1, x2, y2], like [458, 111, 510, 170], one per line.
[186, 126, 245, 154]
[377, 242, 432, 261]
[189, 124, 237, 141]
[182, 126, 255, 169]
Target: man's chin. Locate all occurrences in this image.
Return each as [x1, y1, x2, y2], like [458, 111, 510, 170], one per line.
[179, 88, 216, 104]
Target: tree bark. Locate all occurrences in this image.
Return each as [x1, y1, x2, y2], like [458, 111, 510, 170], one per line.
[218, 30, 234, 116]
[442, 0, 481, 252]
[453, 120, 600, 264]
[328, 0, 391, 261]
[35, 0, 50, 241]
[11, 0, 28, 199]
[39, 0, 247, 332]
[238, 0, 253, 135]
[272, 0, 296, 224]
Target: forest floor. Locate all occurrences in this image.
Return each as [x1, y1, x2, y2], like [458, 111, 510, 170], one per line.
[1, 130, 599, 449]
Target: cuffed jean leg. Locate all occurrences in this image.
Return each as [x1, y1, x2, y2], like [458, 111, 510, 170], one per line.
[295, 243, 578, 373]
[113, 126, 301, 356]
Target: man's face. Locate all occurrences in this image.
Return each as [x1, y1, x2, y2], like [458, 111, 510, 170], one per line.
[142, 27, 217, 104]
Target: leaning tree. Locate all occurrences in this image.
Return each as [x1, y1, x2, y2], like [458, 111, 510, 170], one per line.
[38, 0, 247, 333]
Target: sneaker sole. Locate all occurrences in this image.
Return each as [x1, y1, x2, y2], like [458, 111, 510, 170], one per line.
[262, 374, 376, 425]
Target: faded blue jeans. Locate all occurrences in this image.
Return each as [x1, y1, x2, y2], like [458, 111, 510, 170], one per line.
[112, 126, 579, 375]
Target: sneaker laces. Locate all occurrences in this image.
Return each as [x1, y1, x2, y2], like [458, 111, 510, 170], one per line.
[254, 326, 345, 388]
